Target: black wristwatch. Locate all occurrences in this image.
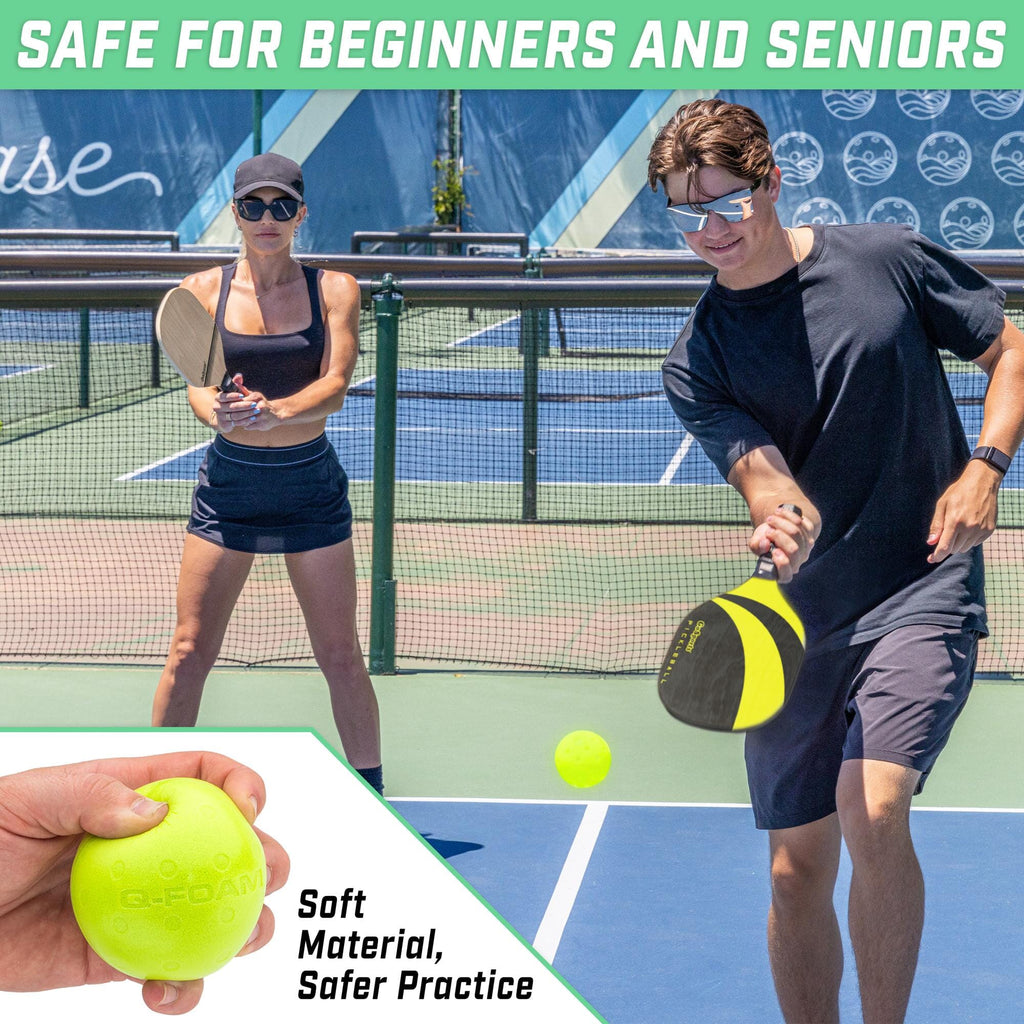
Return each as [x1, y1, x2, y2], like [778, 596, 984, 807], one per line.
[969, 445, 1012, 476]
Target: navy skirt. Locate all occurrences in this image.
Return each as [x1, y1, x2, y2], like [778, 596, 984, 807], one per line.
[187, 433, 353, 554]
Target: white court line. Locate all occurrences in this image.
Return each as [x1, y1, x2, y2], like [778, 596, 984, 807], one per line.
[658, 433, 694, 485]
[447, 314, 521, 348]
[532, 801, 608, 963]
[913, 805, 1024, 814]
[1, 364, 51, 379]
[117, 440, 210, 482]
[389, 796, 1024, 814]
[517, 427, 678, 434]
[367, 427, 680, 435]
[390, 796, 754, 809]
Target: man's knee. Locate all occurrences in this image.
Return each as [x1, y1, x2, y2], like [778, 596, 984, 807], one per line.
[836, 759, 919, 858]
[769, 818, 842, 908]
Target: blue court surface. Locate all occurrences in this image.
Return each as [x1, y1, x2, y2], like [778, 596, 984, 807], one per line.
[121, 368, 1023, 492]
[457, 308, 687, 351]
[122, 370, 703, 487]
[391, 799, 1024, 1023]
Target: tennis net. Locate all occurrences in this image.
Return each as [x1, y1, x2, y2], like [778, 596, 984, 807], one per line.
[2, 258, 1022, 677]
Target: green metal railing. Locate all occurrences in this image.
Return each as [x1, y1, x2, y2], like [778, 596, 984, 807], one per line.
[358, 275, 715, 674]
[368, 276, 403, 673]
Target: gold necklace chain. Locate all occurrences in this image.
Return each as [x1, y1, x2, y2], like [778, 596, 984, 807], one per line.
[251, 269, 302, 301]
[784, 227, 801, 263]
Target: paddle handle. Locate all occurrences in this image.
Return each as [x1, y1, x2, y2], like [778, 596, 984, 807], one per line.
[754, 504, 803, 580]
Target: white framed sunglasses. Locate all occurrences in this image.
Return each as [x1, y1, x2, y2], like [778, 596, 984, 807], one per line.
[666, 180, 761, 230]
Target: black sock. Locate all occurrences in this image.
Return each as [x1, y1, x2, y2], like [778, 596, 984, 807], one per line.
[356, 764, 384, 795]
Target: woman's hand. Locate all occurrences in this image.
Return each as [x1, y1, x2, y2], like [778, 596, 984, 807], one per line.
[0, 751, 289, 1014]
[211, 377, 278, 433]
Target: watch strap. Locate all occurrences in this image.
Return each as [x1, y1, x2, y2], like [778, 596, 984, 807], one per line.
[970, 445, 1012, 475]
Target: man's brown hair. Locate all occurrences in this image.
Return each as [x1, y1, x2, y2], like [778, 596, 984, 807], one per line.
[647, 99, 775, 199]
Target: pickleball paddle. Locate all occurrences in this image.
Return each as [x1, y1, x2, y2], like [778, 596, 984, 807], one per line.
[658, 504, 806, 731]
[155, 286, 239, 392]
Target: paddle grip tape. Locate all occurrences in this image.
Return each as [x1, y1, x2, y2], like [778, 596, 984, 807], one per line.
[754, 503, 803, 580]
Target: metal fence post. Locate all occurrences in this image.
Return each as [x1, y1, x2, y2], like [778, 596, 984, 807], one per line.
[521, 256, 543, 521]
[369, 274, 403, 674]
[78, 309, 90, 408]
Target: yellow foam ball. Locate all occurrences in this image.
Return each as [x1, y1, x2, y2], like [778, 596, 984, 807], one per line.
[555, 731, 612, 788]
[70, 777, 266, 981]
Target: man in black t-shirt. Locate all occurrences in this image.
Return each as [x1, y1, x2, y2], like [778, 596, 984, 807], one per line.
[650, 99, 1024, 1024]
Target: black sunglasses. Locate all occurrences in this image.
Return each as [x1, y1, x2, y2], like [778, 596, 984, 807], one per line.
[236, 197, 302, 222]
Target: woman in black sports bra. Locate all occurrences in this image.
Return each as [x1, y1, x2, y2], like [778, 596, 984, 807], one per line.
[152, 154, 383, 795]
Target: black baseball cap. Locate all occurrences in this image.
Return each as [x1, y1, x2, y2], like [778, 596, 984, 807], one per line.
[233, 153, 304, 201]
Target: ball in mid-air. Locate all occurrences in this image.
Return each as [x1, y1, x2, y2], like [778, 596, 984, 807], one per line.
[70, 777, 266, 981]
[554, 731, 612, 788]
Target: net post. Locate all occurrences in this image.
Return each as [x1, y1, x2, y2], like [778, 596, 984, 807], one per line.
[78, 309, 91, 408]
[369, 274, 404, 674]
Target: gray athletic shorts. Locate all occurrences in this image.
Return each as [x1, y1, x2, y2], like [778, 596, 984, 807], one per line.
[744, 624, 979, 830]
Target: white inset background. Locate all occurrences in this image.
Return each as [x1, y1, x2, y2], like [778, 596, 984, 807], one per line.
[0, 731, 600, 1023]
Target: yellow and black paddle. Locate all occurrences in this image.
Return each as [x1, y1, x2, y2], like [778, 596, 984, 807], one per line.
[658, 505, 806, 732]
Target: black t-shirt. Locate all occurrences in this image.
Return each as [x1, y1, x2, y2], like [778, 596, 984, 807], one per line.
[662, 222, 1005, 650]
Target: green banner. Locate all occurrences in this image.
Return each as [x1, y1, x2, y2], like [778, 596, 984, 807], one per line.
[2, 2, 1023, 88]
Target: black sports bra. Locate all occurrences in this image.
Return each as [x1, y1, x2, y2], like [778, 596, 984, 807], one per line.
[215, 264, 325, 400]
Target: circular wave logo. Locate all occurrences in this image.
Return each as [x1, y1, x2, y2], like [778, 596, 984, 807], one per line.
[1014, 204, 1024, 247]
[895, 90, 951, 120]
[843, 132, 897, 185]
[970, 90, 1024, 120]
[821, 90, 876, 120]
[939, 198, 993, 249]
[917, 133, 972, 186]
[866, 197, 921, 231]
[792, 198, 846, 226]
[773, 132, 824, 186]
[991, 133, 1024, 187]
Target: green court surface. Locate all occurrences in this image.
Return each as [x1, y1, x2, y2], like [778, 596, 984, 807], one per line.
[1, 665, 1021, 808]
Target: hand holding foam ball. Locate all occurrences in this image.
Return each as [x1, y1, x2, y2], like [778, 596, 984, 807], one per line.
[70, 777, 266, 981]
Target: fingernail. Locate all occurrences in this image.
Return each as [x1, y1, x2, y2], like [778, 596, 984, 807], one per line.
[248, 795, 259, 819]
[131, 796, 167, 819]
[158, 983, 180, 1006]
[244, 924, 260, 949]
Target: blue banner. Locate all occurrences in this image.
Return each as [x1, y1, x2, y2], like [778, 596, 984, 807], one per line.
[2, 89, 1022, 251]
